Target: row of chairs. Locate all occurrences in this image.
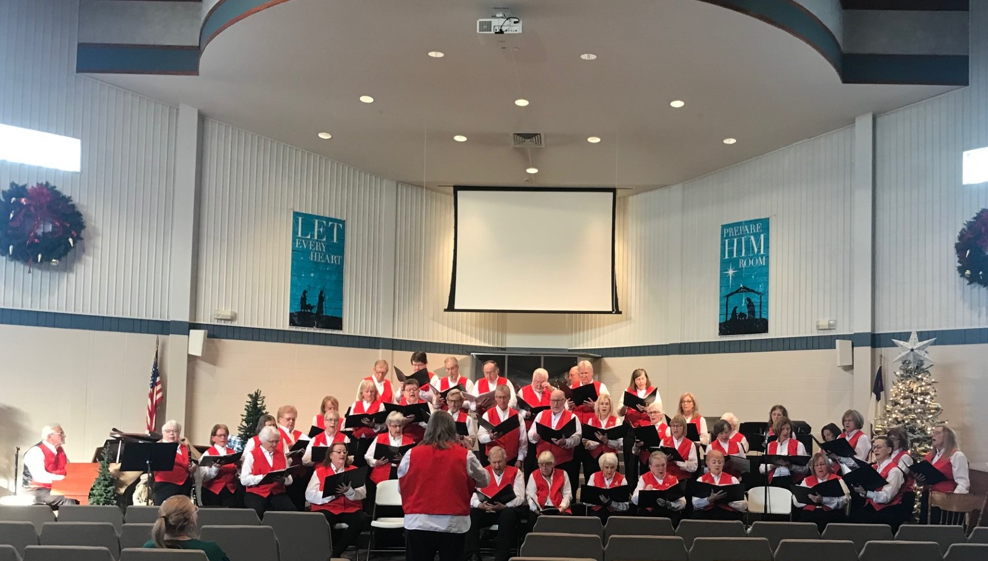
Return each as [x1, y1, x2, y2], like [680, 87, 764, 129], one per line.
[0, 545, 207, 561]
[0, 505, 260, 535]
[519, 533, 988, 561]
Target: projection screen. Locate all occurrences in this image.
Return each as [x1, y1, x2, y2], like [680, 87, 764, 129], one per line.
[446, 187, 620, 313]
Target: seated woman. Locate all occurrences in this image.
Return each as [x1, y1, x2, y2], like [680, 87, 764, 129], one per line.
[144, 495, 230, 561]
[759, 416, 807, 489]
[306, 441, 366, 558]
[632, 451, 686, 522]
[707, 420, 746, 478]
[348, 379, 385, 468]
[918, 425, 970, 524]
[633, 402, 670, 473]
[677, 393, 709, 446]
[446, 389, 478, 451]
[582, 394, 622, 477]
[661, 415, 698, 483]
[582, 452, 629, 522]
[200, 423, 239, 508]
[153, 420, 194, 506]
[526, 451, 572, 529]
[312, 396, 340, 431]
[848, 436, 909, 533]
[242, 414, 280, 454]
[365, 411, 415, 485]
[303, 410, 349, 466]
[720, 412, 749, 454]
[692, 450, 747, 521]
[240, 426, 296, 516]
[793, 452, 847, 532]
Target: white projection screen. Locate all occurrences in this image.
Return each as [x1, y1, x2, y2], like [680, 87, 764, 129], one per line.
[446, 187, 620, 313]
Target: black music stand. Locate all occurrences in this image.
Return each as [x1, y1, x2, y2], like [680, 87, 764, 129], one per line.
[120, 441, 179, 501]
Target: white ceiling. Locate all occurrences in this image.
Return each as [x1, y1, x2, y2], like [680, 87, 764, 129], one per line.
[95, 0, 955, 192]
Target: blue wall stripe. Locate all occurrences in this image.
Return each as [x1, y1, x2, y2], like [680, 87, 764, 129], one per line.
[0, 308, 170, 335]
[76, 44, 199, 75]
[843, 54, 969, 86]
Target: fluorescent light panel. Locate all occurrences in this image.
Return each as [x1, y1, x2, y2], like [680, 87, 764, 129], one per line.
[963, 146, 988, 185]
[0, 123, 80, 172]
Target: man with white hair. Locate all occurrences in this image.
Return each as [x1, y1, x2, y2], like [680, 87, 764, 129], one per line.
[517, 368, 553, 476]
[22, 424, 77, 508]
[528, 389, 582, 497]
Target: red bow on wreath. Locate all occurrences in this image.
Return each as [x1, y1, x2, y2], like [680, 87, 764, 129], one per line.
[8, 184, 70, 246]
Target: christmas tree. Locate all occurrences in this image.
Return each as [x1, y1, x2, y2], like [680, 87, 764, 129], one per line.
[236, 389, 268, 448]
[88, 443, 117, 506]
[875, 331, 942, 457]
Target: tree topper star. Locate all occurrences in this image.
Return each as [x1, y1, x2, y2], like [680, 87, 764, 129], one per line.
[891, 331, 936, 365]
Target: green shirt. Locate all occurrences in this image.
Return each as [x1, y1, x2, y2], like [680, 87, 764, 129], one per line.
[142, 539, 231, 561]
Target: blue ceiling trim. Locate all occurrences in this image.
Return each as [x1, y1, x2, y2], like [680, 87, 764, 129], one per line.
[843, 54, 969, 86]
[841, 0, 968, 11]
[76, 44, 199, 75]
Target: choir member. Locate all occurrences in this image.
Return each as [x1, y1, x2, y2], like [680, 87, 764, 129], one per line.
[619, 368, 659, 426]
[401, 351, 436, 404]
[707, 420, 746, 477]
[518, 368, 552, 476]
[887, 426, 914, 483]
[348, 379, 385, 452]
[848, 436, 908, 532]
[583, 452, 629, 522]
[306, 441, 366, 558]
[839, 409, 871, 463]
[465, 446, 525, 561]
[277, 405, 310, 510]
[445, 389, 478, 450]
[479, 385, 527, 467]
[759, 416, 807, 489]
[153, 420, 195, 506]
[582, 393, 623, 477]
[431, 356, 475, 410]
[398, 411, 489, 561]
[567, 365, 580, 387]
[360, 359, 395, 405]
[767, 405, 788, 438]
[366, 411, 415, 485]
[200, 423, 239, 507]
[919, 425, 970, 524]
[303, 410, 349, 466]
[527, 451, 573, 525]
[692, 450, 747, 520]
[793, 451, 847, 532]
[21, 424, 77, 508]
[569, 360, 608, 423]
[632, 452, 686, 522]
[144, 496, 230, 561]
[528, 389, 582, 498]
[820, 423, 840, 443]
[242, 414, 279, 454]
[240, 426, 296, 516]
[720, 412, 749, 454]
[677, 392, 709, 445]
[662, 415, 698, 482]
[634, 402, 671, 468]
[471, 360, 517, 413]
[312, 396, 340, 431]
[399, 378, 429, 444]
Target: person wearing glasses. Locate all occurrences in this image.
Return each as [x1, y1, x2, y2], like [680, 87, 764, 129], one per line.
[848, 436, 908, 532]
[154, 420, 195, 506]
[240, 425, 296, 516]
[22, 424, 78, 508]
[677, 392, 709, 446]
[200, 423, 239, 507]
[793, 452, 847, 531]
[632, 452, 686, 522]
[528, 389, 582, 498]
[526, 451, 573, 527]
[306, 441, 367, 558]
[303, 410, 349, 466]
[917, 425, 970, 524]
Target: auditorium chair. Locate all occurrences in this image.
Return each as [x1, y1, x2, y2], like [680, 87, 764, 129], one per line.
[0, 545, 20, 561]
[23, 545, 115, 561]
[119, 550, 208, 561]
[967, 527, 988, 544]
[123, 507, 160, 525]
[674, 519, 745, 549]
[0, 507, 54, 535]
[0, 521, 38, 556]
[119, 524, 153, 550]
[533, 516, 604, 540]
[39, 522, 119, 558]
[603, 536, 688, 561]
[895, 524, 967, 555]
[58, 505, 124, 534]
[602, 516, 674, 543]
[194, 509, 259, 528]
[688, 537, 773, 561]
[198, 525, 278, 561]
[858, 540, 943, 561]
[746, 521, 819, 551]
[944, 543, 988, 561]
[772, 538, 857, 561]
[520, 533, 604, 561]
[509, 558, 597, 561]
[261, 512, 334, 561]
[820, 523, 893, 553]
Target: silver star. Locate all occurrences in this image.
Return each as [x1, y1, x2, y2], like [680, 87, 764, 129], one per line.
[891, 331, 936, 365]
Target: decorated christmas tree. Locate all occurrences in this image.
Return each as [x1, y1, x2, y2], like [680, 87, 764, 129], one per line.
[236, 389, 268, 449]
[88, 444, 117, 506]
[875, 331, 942, 457]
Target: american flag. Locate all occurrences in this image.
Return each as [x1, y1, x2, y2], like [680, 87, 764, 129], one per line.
[146, 341, 163, 433]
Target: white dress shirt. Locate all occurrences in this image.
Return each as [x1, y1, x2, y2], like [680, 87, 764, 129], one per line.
[397, 447, 489, 533]
[527, 410, 582, 448]
[932, 449, 971, 494]
[240, 446, 292, 487]
[864, 458, 904, 504]
[631, 475, 686, 510]
[470, 468, 526, 509]
[567, 381, 609, 412]
[479, 406, 528, 461]
[305, 463, 367, 505]
[200, 444, 231, 483]
[692, 473, 747, 512]
[667, 436, 699, 474]
[583, 416, 624, 452]
[429, 374, 475, 403]
[759, 438, 808, 478]
[23, 442, 65, 485]
[683, 414, 710, 445]
[469, 378, 517, 411]
[526, 471, 572, 512]
[364, 434, 407, 466]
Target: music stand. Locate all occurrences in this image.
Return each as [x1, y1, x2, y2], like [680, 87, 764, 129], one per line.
[120, 442, 179, 501]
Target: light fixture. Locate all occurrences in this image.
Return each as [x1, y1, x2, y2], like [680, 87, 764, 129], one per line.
[723, 138, 737, 145]
[428, 51, 445, 58]
[317, 132, 332, 140]
[587, 136, 601, 144]
[0, 123, 81, 172]
[453, 135, 468, 142]
[526, 167, 539, 174]
[359, 95, 375, 103]
[964, 146, 988, 184]
[580, 53, 597, 61]
[514, 98, 529, 107]
[670, 100, 685, 108]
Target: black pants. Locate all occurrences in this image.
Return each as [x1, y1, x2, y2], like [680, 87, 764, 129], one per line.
[318, 510, 365, 557]
[153, 480, 192, 506]
[622, 433, 639, 488]
[557, 460, 581, 499]
[523, 442, 538, 479]
[286, 468, 311, 511]
[693, 507, 743, 521]
[406, 529, 465, 561]
[849, 503, 909, 534]
[243, 491, 296, 517]
[201, 486, 239, 508]
[798, 508, 844, 533]
[465, 507, 520, 561]
[580, 446, 600, 481]
[25, 488, 78, 509]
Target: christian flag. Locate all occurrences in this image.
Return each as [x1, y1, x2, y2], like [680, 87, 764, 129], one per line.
[873, 365, 884, 402]
[146, 341, 163, 433]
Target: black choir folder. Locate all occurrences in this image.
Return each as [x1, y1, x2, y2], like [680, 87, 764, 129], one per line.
[287, 439, 309, 460]
[580, 484, 630, 505]
[583, 425, 627, 444]
[561, 383, 598, 406]
[790, 478, 846, 504]
[686, 425, 701, 443]
[658, 446, 687, 463]
[841, 463, 888, 491]
[816, 437, 858, 458]
[321, 467, 368, 498]
[395, 367, 431, 387]
[198, 452, 242, 467]
[638, 484, 686, 505]
[535, 418, 578, 442]
[373, 443, 414, 463]
[384, 402, 431, 424]
[309, 446, 330, 465]
[344, 409, 388, 430]
[908, 461, 948, 486]
[455, 421, 470, 436]
[431, 383, 465, 401]
[478, 414, 521, 436]
[258, 469, 290, 485]
[760, 455, 812, 467]
[622, 390, 656, 412]
[687, 480, 745, 502]
[308, 425, 325, 439]
[516, 397, 550, 417]
[634, 426, 665, 451]
[476, 485, 516, 505]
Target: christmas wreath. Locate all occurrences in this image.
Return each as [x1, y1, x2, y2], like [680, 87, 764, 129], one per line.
[0, 182, 85, 265]
[955, 208, 988, 287]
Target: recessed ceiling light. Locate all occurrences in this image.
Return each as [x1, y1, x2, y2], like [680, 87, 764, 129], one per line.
[580, 53, 597, 61]
[587, 136, 601, 144]
[428, 51, 445, 58]
[670, 100, 685, 108]
[526, 167, 539, 174]
[453, 135, 468, 142]
[514, 98, 529, 107]
[317, 132, 332, 140]
[723, 138, 737, 145]
[359, 95, 375, 104]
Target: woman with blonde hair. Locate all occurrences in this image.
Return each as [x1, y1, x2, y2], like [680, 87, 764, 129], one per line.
[582, 393, 622, 476]
[919, 424, 970, 524]
[677, 392, 708, 445]
[312, 395, 340, 430]
[143, 495, 230, 561]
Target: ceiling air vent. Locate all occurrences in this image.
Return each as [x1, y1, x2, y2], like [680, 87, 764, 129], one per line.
[512, 132, 544, 148]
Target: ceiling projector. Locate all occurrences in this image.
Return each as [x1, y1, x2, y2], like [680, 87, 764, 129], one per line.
[477, 12, 522, 34]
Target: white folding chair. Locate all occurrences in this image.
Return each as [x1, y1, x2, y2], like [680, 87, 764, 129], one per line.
[367, 480, 403, 561]
[746, 486, 792, 520]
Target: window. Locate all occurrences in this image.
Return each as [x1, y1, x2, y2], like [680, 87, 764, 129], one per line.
[963, 146, 988, 185]
[0, 123, 81, 172]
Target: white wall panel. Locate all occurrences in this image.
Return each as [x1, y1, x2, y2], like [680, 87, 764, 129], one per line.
[196, 119, 394, 336]
[0, 0, 177, 319]
[393, 184, 505, 346]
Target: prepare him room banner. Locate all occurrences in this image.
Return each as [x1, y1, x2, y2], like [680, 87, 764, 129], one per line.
[289, 211, 345, 331]
[719, 217, 769, 336]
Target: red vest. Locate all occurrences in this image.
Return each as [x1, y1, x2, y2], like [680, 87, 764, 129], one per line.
[639, 471, 679, 512]
[585, 415, 619, 458]
[154, 444, 190, 486]
[202, 446, 238, 494]
[29, 444, 67, 489]
[892, 450, 914, 492]
[639, 423, 670, 464]
[315, 415, 326, 430]
[710, 438, 741, 456]
[924, 450, 959, 493]
[369, 433, 415, 484]
[867, 460, 905, 511]
[801, 474, 840, 511]
[729, 432, 746, 447]
[660, 436, 694, 481]
[312, 431, 348, 448]
[518, 385, 552, 428]
[623, 387, 656, 426]
[398, 397, 426, 443]
[698, 472, 737, 512]
[841, 431, 864, 456]
[588, 471, 626, 512]
[483, 408, 521, 461]
[766, 438, 801, 483]
[478, 465, 518, 501]
[246, 446, 287, 497]
[349, 400, 383, 439]
[685, 415, 702, 432]
[400, 446, 472, 516]
[570, 381, 602, 423]
[365, 376, 395, 404]
[279, 427, 303, 446]
[475, 376, 509, 396]
[536, 410, 576, 465]
[533, 469, 569, 512]
[311, 464, 362, 514]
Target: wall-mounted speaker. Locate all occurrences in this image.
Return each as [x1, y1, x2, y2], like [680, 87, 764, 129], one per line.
[836, 339, 853, 367]
[188, 329, 208, 357]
